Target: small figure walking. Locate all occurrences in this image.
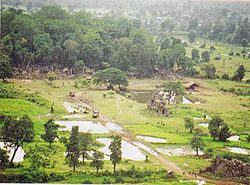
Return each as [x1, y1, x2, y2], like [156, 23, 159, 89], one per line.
[50, 102, 54, 114]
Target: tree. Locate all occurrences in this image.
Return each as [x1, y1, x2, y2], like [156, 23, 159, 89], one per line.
[188, 19, 198, 30]
[246, 135, 250, 143]
[191, 49, 200, 60]
[0, 53, 13, 81]
[47, 71, 57, 84]
[190, 129, 204, 156]
[79, 132, 92, 164]
[94, 68, 129, 90]
[201, 64, 216, 79]
[90, 150, 104, 174]
[187, 30, 197, 43]
[241, 38, 248, 49]
[162, 81, 185, 103]
[109, 135, 122, 173]
[0, 115, 34, 164]
[33, 33, 53, 65]
[0, 148, 9, 170]
[161, 19, 175, 33]
[41, 119, 59, 148]
[208, 116, 231, 141]
[62, 39, 80, 67]
[218, 124, 231, 142]
[208, 116, 224, 140]
[65, 126, 80, 172]
[232, 65, 245, 81]
[184, 117, 194, 133]
[201, 51, 210, 62]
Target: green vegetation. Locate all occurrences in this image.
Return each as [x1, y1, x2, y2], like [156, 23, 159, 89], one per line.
[0, 1, 250, 184]
[109, 135, 122, 173]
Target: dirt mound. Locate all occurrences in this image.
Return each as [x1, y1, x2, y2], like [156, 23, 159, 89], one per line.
[207, 156, 250, 183]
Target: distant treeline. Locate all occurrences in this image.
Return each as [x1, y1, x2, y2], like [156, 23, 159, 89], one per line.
[1, 6, 199, 77]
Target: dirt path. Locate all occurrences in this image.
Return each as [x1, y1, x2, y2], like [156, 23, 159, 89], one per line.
[75, 92, 238, 185]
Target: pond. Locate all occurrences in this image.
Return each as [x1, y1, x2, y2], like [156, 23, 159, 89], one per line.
[198, 123, 209, 127]
[55, 120, 109, 133]
[156, 146, 204, 156]
[227, 135, 239, 141]
[136, 135, 167, 143]
[96, 138, 146, 161]
[180, 180, 206, 185]
[62, 114, 86, 119]
[227, 147, 250, 155]
[0, 142, 25, 162]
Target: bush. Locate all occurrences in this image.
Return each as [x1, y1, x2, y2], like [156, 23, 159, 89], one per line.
[83, 179, 93, 184]
[102, 177, 113, 184]
[221, 153, 250, 163]
[74, 78, 90, 88]
[246, 79, 250, 84]
[20, 171, 50, 183]
[221, 73, 230, 80]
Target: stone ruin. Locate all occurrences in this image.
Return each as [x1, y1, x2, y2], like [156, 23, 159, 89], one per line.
[147, 91, 170, 116]
[207, 156, 250, 182]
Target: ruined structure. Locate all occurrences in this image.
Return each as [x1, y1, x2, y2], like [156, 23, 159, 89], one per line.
[184, 81, 199, 92]
[147, 91, 170, 116]
[207, 156, 250, 182]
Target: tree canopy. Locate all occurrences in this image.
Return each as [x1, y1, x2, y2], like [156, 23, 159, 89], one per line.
[94, 68, 129, 89]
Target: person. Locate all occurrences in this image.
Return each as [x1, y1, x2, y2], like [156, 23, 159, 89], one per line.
[50, 102, 54, 113]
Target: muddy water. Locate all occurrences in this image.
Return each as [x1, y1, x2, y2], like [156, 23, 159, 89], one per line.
[96, 138, 146, 161]
[136, 135, 167, 143]
[156, 146, 204, 156]
[55, 120, 109, 133]
[228, 147, 250, 155]
[0, 142, 25, 162]
[227, 135, 239, 141]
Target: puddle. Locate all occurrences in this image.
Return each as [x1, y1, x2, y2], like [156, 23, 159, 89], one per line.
[156, 146, 204, 156]
[55, 120, 109, 133]
[133, 142, 159, 156]
[180, 180, 206, 185]
[136, 135, 167, 143]
[96, 138, 146, 161]
[0, 142, 25, 162]
[194, 102, 201, 104]
[228, 147, 250, 155]
[227, 135, 239, 141]
[194, 117, 203, 120]
[182, 96, 193, 104]
[198, 123, 208, 127]
[63, 102, 77, 113]
[105, 122, 123, 132]
[62, 114, 86, 119]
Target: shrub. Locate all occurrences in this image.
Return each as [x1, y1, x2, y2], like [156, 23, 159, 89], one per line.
[102, 177, 113, 184]
[74, 78, 90, 88]
[83, 179, 93, 184]
[221, 153, 250, 163]
[221, 73, 230, 80]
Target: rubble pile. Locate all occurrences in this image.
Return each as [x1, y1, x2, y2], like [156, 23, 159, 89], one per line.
[147, 91, 170, 116]
[209, 156, 250, 179]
